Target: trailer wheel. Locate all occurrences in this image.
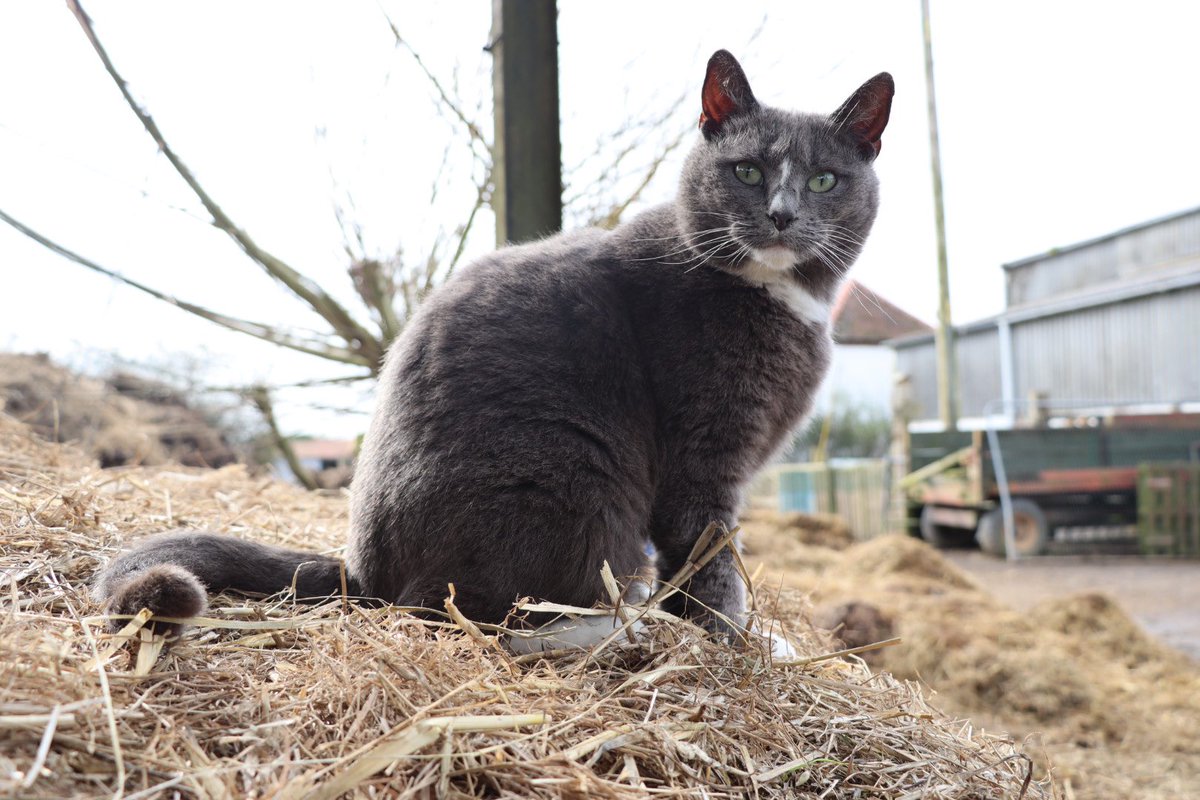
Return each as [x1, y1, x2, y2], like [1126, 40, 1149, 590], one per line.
[975, 511, 1005, 556]
[918, 504, 954, 549]
[976, 500, 1049, 557]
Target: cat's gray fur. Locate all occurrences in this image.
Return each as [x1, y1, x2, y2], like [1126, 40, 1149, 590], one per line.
[94, 51, 893, 638]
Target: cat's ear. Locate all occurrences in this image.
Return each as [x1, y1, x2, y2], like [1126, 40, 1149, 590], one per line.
[830, 73, 894, 159]
[699, 50, 758, 139]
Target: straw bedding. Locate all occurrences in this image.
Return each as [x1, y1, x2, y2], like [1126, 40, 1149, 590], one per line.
[0, 413, 1048, 798]
[741, 517, 1200, 800]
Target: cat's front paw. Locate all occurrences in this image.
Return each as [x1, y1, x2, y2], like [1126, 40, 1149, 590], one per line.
[672, 599, 744, 642]
[688, 604, 749, 644]
[661, 586, 747, 643]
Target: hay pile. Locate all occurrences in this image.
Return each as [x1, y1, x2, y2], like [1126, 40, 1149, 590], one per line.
[741, 517, 1200, 800]
[738, 509, 851, 577]
[740, 508, 854, 551]
[0, 352, 238, 468]
[0, 414, 1048, 799]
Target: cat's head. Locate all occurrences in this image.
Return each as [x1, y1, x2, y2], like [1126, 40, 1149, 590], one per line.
[677, 50, 893, 302]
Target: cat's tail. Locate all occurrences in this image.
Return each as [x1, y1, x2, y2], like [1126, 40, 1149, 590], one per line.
[92, 531, 360, 636]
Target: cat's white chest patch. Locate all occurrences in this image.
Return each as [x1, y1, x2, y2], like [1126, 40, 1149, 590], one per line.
[742, 246, 831, 326]
[763, 280, 831, 326]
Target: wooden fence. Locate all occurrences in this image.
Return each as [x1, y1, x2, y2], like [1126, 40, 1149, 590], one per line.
[749, 459, 892, 540]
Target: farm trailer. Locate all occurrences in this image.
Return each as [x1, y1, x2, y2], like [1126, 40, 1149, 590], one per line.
[902, 414, 1200, 557]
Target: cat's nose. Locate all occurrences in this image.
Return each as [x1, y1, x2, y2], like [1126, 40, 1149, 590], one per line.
[769, 211, 795, 231]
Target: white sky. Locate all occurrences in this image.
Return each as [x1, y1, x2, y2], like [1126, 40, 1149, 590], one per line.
[2, 1, 1198, 437]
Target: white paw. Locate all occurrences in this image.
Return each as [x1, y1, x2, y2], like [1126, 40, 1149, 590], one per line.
[768, 631, 798, 659]
[505, 613, 646, 654]
[747, 623, 798, 659]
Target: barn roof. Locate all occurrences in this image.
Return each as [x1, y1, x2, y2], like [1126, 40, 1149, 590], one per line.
[831, 280, 933, 345]
[1002, 204, 1200, 272]
[290, 439, 356, 461]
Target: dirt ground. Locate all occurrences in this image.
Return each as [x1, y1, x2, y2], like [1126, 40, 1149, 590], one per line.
[947, 551, 1200, 660]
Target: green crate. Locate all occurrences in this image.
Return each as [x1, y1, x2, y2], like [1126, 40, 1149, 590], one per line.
[1138, 463, 1200, 557]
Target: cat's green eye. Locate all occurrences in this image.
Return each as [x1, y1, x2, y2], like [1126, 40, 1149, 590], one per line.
[807, 171, 837, 193]
[734, 162, 764, 186]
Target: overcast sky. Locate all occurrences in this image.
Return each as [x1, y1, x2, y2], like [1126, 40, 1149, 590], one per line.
[2, 1, 1197, 437]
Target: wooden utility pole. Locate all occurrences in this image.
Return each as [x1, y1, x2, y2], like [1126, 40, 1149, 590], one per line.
[490, 0, 562, 245]
[921, 0, 958, 430]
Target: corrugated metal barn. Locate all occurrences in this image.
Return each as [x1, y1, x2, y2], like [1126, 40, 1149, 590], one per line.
[891, 206, 1200, 427]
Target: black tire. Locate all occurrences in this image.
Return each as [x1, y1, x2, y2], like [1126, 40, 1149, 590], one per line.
[975, 500, 1049, 557]
[975, 509, 1005, 556]
[919, 504, 954, 549]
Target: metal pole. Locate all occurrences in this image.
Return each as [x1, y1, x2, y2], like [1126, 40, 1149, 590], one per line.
[921, 0, 958, 431]
[983, 398, 1020, 562]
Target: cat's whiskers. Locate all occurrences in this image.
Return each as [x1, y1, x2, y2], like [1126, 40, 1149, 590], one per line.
[816, 239, 902, 323]
[680, 227, 741, 272]
[690, 210, 742, 222]
[679, 238, 737, 271]
[670, 230, 739, 264]
[805, 239, 850, 280]
[632, 227, 734, 262]
[822, 225, 867, 255]
[816, 237, 858, 267]
[816, 240, 898, 325]
[723, 227, 756, 269]
[630, 224, 731, 244]
[816, 225, 867, 269]
[674, 221, 751, 270]
[824, 232, 866, 255]
[827, 222, 866, 243]
[820, 220, 866, 242]
[730, 241, 755, 268]
[652, 240, 733, 263]
[854, 282, 898, 324]
[632, 225, 731, 249]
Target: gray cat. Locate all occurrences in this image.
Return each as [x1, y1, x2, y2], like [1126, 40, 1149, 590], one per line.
[93, 50, 892, 640]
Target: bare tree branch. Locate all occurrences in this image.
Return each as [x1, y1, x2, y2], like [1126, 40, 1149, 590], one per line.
[0, 208, 373, 369]
[249, 386, 318, 490]
[380, 10, 493, 161]
[592, 122, 690, 229]
[446, 177, 489, 277]
[207, 374, 373, 393]
[349, 257, 402, 345]
[322, 150, 370, 262]
[67, 0, 383, 367]
[560, 85, 693, 229]
[419, 243, 442, 302]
